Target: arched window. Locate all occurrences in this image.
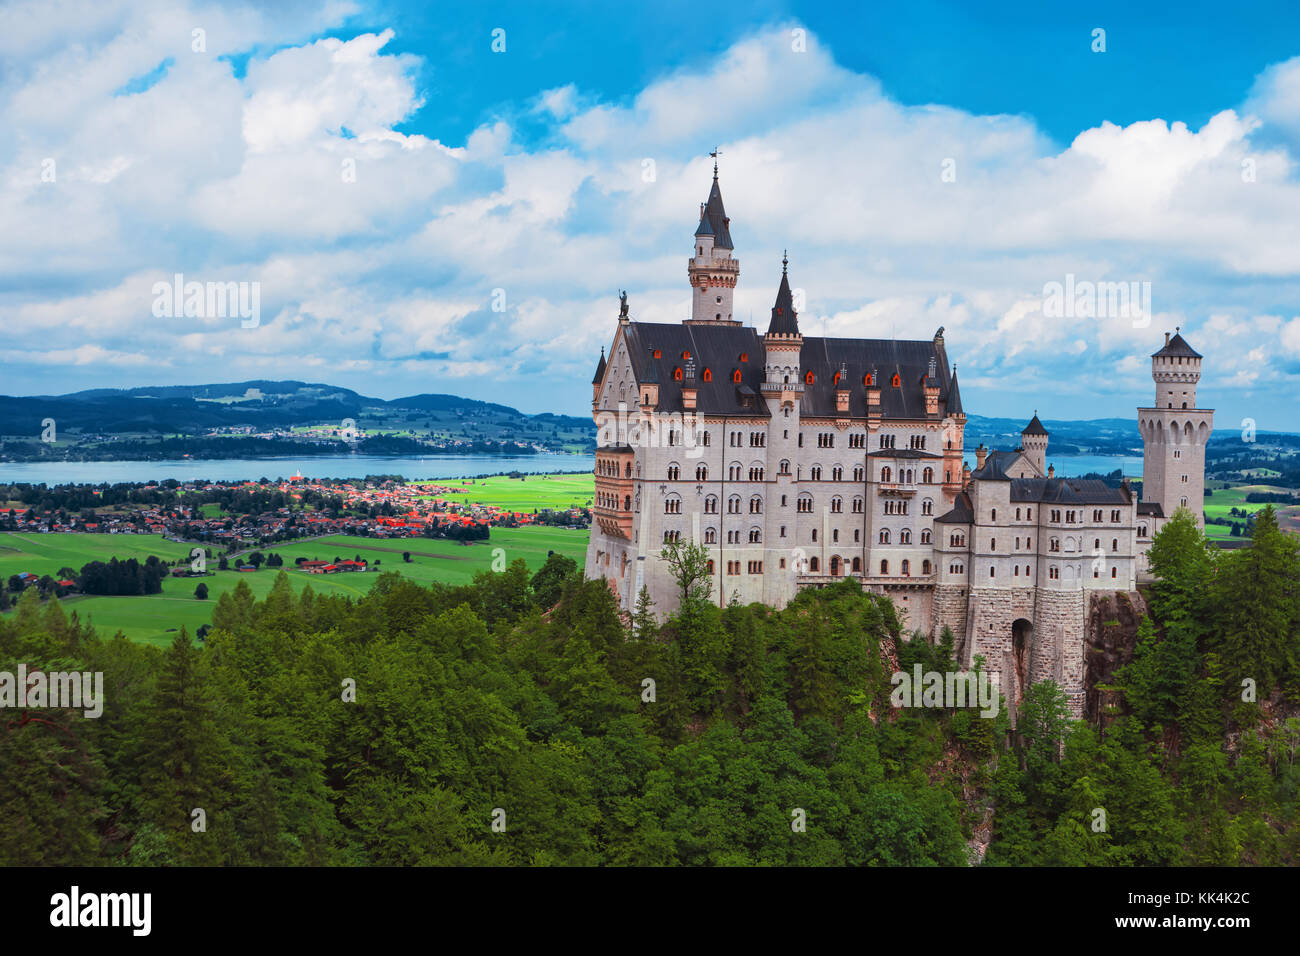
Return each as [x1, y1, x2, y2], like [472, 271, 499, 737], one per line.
[881, 466, 892, 483]
[673, 366, 683, 381]
[923, 467, 934, 483]
[879, 529, 890, 544]
[667, 463, 680, 480]
[696, 464, 708, 480]
[921, 529, 931, 544]
[702, 368, 712, 382]
[852, 557, 862, 573]
[704, 528, 716, 544]
[1112, 538, 1118, 552]
[901, 559, 910, 576]
[704, 495, 718, 513]
[809, 557, 819, 572]
[880, 559, 889, 575]
[922, 559, 932, 575]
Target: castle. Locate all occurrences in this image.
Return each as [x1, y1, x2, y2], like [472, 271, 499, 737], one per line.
[585, 166, 1213, 715]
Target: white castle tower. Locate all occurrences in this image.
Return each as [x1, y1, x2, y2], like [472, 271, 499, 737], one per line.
[1138, 329, 1213, 527]
[687, 154, 740, 325]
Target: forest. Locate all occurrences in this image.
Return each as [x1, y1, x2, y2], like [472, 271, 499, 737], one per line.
[0, 509, 1296, 866]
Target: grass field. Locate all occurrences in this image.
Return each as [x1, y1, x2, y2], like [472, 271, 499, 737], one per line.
[1202, 483, 1300, 541]
[419, 472, 593, 510]
[1, 527, 589, 647]
[0, 531, 193, 577]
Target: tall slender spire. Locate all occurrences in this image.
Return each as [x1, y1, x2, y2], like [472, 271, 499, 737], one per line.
[688, 156, 739, 324]
[766, 254, 799, 336]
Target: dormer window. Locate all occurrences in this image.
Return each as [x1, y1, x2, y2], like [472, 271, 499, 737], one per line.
[805, 371, 815, 385]
[891, 373, 901, 388]
[739, 352, 748, 362]
[673, 367, 683, 381]
[731, 368, 742, 383]
[682, 350, 690, 360]
[702, 368, 712, 382]
[864, 374, 874, 387]
[653, 349, 661, 358]
[833, 371, 841, 386]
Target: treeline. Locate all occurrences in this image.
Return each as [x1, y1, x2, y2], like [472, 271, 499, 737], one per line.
[1246, 491, 1300, 504]
[1, 512, 1295, 866]
[419, 519, 490, 542]
[76, 556, 169, 596]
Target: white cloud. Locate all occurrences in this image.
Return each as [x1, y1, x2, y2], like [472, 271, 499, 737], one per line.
[2, 15, 1300, 427]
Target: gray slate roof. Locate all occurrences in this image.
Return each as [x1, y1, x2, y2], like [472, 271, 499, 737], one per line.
[620, 321, 959, 421]
[694, 175, 733, 250]
[1153, 332, 1202, 359]
[935, 492, 974, 524]
[1009, 477, 1132, 505]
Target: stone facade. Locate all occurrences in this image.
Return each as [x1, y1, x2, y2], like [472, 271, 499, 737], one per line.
[585, 168, 1212, 717]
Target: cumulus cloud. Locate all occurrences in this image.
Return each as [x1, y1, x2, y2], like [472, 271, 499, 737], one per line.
[2, 8, 1299, 428]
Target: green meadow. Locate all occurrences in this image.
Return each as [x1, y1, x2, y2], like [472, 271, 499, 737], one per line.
[1, 527, 589, 647]
[1202, 483, 1300, 541]
[0, 531, 193, 576]
[418, 472, 593, 510]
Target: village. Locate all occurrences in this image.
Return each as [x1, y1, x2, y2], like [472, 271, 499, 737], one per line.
[0, 473, 589, 595]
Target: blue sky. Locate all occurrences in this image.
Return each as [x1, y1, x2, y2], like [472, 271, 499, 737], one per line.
[3, 0, 1300, 430]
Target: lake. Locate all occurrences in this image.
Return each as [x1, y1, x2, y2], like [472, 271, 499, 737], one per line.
[1048, 454, 1144, 478]
[0, 452, 1142, 486]
[0, 453, 596, 485]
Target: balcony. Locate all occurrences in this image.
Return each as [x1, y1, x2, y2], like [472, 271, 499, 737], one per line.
[795, 571, 936, 590]
[592, 502, 633, 540]
[690, 256, 739, 274]
[877, 482, 918, 496]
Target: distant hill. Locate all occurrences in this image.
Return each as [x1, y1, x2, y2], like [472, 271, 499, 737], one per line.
[965, 414, 1300, 457]
[0, 381, 589, 435]
[1, 383, 1295, 462]
[0, 381, 595, 459]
